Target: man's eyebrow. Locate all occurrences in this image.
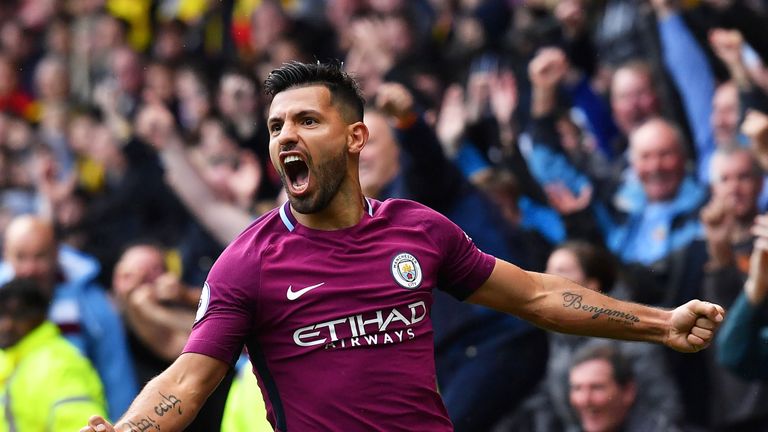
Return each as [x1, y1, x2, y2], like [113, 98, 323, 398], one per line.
[268, 109, 323, 123]
[293, 109, 323, 118]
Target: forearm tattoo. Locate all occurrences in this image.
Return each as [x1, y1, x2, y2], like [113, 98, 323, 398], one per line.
[562, 292, 640, 325]
[124, 392, 183, 431]
[154, 392, 183, 416]
[125, 417, 160, 432]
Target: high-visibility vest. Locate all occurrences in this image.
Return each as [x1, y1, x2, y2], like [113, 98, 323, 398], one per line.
[0, 322, 107, 432]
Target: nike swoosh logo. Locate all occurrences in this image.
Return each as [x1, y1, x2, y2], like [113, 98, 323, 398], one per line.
[286, 282, 325, 300]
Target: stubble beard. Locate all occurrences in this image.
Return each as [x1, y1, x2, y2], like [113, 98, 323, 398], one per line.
[288, 146, 348, 214]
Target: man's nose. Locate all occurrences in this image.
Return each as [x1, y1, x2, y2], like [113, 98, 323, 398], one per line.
[277, 122, 299, 149]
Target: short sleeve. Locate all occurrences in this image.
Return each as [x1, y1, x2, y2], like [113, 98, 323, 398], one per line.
[429, 211, 496, 300]
[183, 247, 257, 365]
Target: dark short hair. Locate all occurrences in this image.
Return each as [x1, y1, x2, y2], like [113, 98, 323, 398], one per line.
[0, 278, 51, 318]
[556, 241, 618, 293]
[570, 343, 635, 388]
[263, 61, 365, 123]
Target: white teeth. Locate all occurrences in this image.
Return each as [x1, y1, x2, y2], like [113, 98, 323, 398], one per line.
[284, 155, 301, 164]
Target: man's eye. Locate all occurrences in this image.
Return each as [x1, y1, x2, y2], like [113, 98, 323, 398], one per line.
[270, 124, 282, 134]
[302, 118, 317, 126]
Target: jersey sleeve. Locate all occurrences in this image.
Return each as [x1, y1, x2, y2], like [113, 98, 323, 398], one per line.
[428, 210, 496, 300]
[183, 244, 258, 365]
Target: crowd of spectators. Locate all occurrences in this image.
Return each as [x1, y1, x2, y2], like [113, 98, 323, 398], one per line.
[1, 0, 768, 430]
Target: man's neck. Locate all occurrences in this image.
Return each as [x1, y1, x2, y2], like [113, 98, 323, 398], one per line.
[292, 188, 366, 231]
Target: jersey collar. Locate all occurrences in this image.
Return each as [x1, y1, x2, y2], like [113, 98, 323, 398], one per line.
[279, 198, 374, 232]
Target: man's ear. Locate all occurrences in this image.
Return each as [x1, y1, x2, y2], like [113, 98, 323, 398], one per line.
[348, 122, 368, 155]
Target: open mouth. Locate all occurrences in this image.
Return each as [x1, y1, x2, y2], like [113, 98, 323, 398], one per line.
[283, 154, 310, 193]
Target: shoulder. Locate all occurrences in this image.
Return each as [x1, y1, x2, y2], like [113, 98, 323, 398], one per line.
[373, 198, 471, 250]
[373, 198, 452, 227]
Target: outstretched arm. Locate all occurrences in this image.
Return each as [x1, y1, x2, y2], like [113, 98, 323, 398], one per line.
[468, 258, 725, 352]
[80, 352, 230, 432]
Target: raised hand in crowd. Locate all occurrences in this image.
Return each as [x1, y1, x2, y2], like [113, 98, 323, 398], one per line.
[709, 28, 744, 70]
[465, 58, 495, 124]
[746, 214, 768, 305]
[488, 69, 518, 127]
[700, 193, 739, 270]
[528, 47, 569, 117]
[226, 150, 263, 211]
[134, 102, 179, 151]
[489, 68, 518, 147]
[375, 81, 416, 124]
[435, 84, 468, 157]
[345, 16, 396, 96]
[709, 28, 752, 89]
[554, 0, 588, 40]
[32, 148, 77, 219]
[152, 272, 200, 309]
[742, 109, 768, 171]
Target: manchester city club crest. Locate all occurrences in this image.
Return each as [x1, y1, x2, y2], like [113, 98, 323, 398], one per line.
[391, 252, 422, 289]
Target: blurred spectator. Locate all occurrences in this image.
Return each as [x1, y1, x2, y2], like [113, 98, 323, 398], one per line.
[0, 113, 38, 222]
[710, 81, 742, 150]
[602, 118, 706, 268]
[0, 54, 35, 121]
[701, 147, 764, 283]
[716, 213, 768, 380]
[60, 117, 190, 283]
[0, 277, 107, 430]
[215, 69, 281, 200]
[709, 28, 768, 209]
[150, 19, 192, 65]
[567, 344, 695, 432]
[44, 14, 73, 59]
[742, 109, 768, 172]
[608, 61, 661, 160]
[617, 144, 768, 430]
[101, 45, 144, 119]
[111, 243, 197, 380]
[33, 55, 71, 107]
[69, 10, 130, 103]
[0, 215, 137, 420]
[174, 64, 213, 137]
[522, 47, 603, 244]
[133, 104, 257, 282]
[697, 146, 768, 431]
[142, 59, 177, 107]
[111, 242, 234, 432]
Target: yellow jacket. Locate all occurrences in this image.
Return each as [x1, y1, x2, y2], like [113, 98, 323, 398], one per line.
[0, 322, 107, 431]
